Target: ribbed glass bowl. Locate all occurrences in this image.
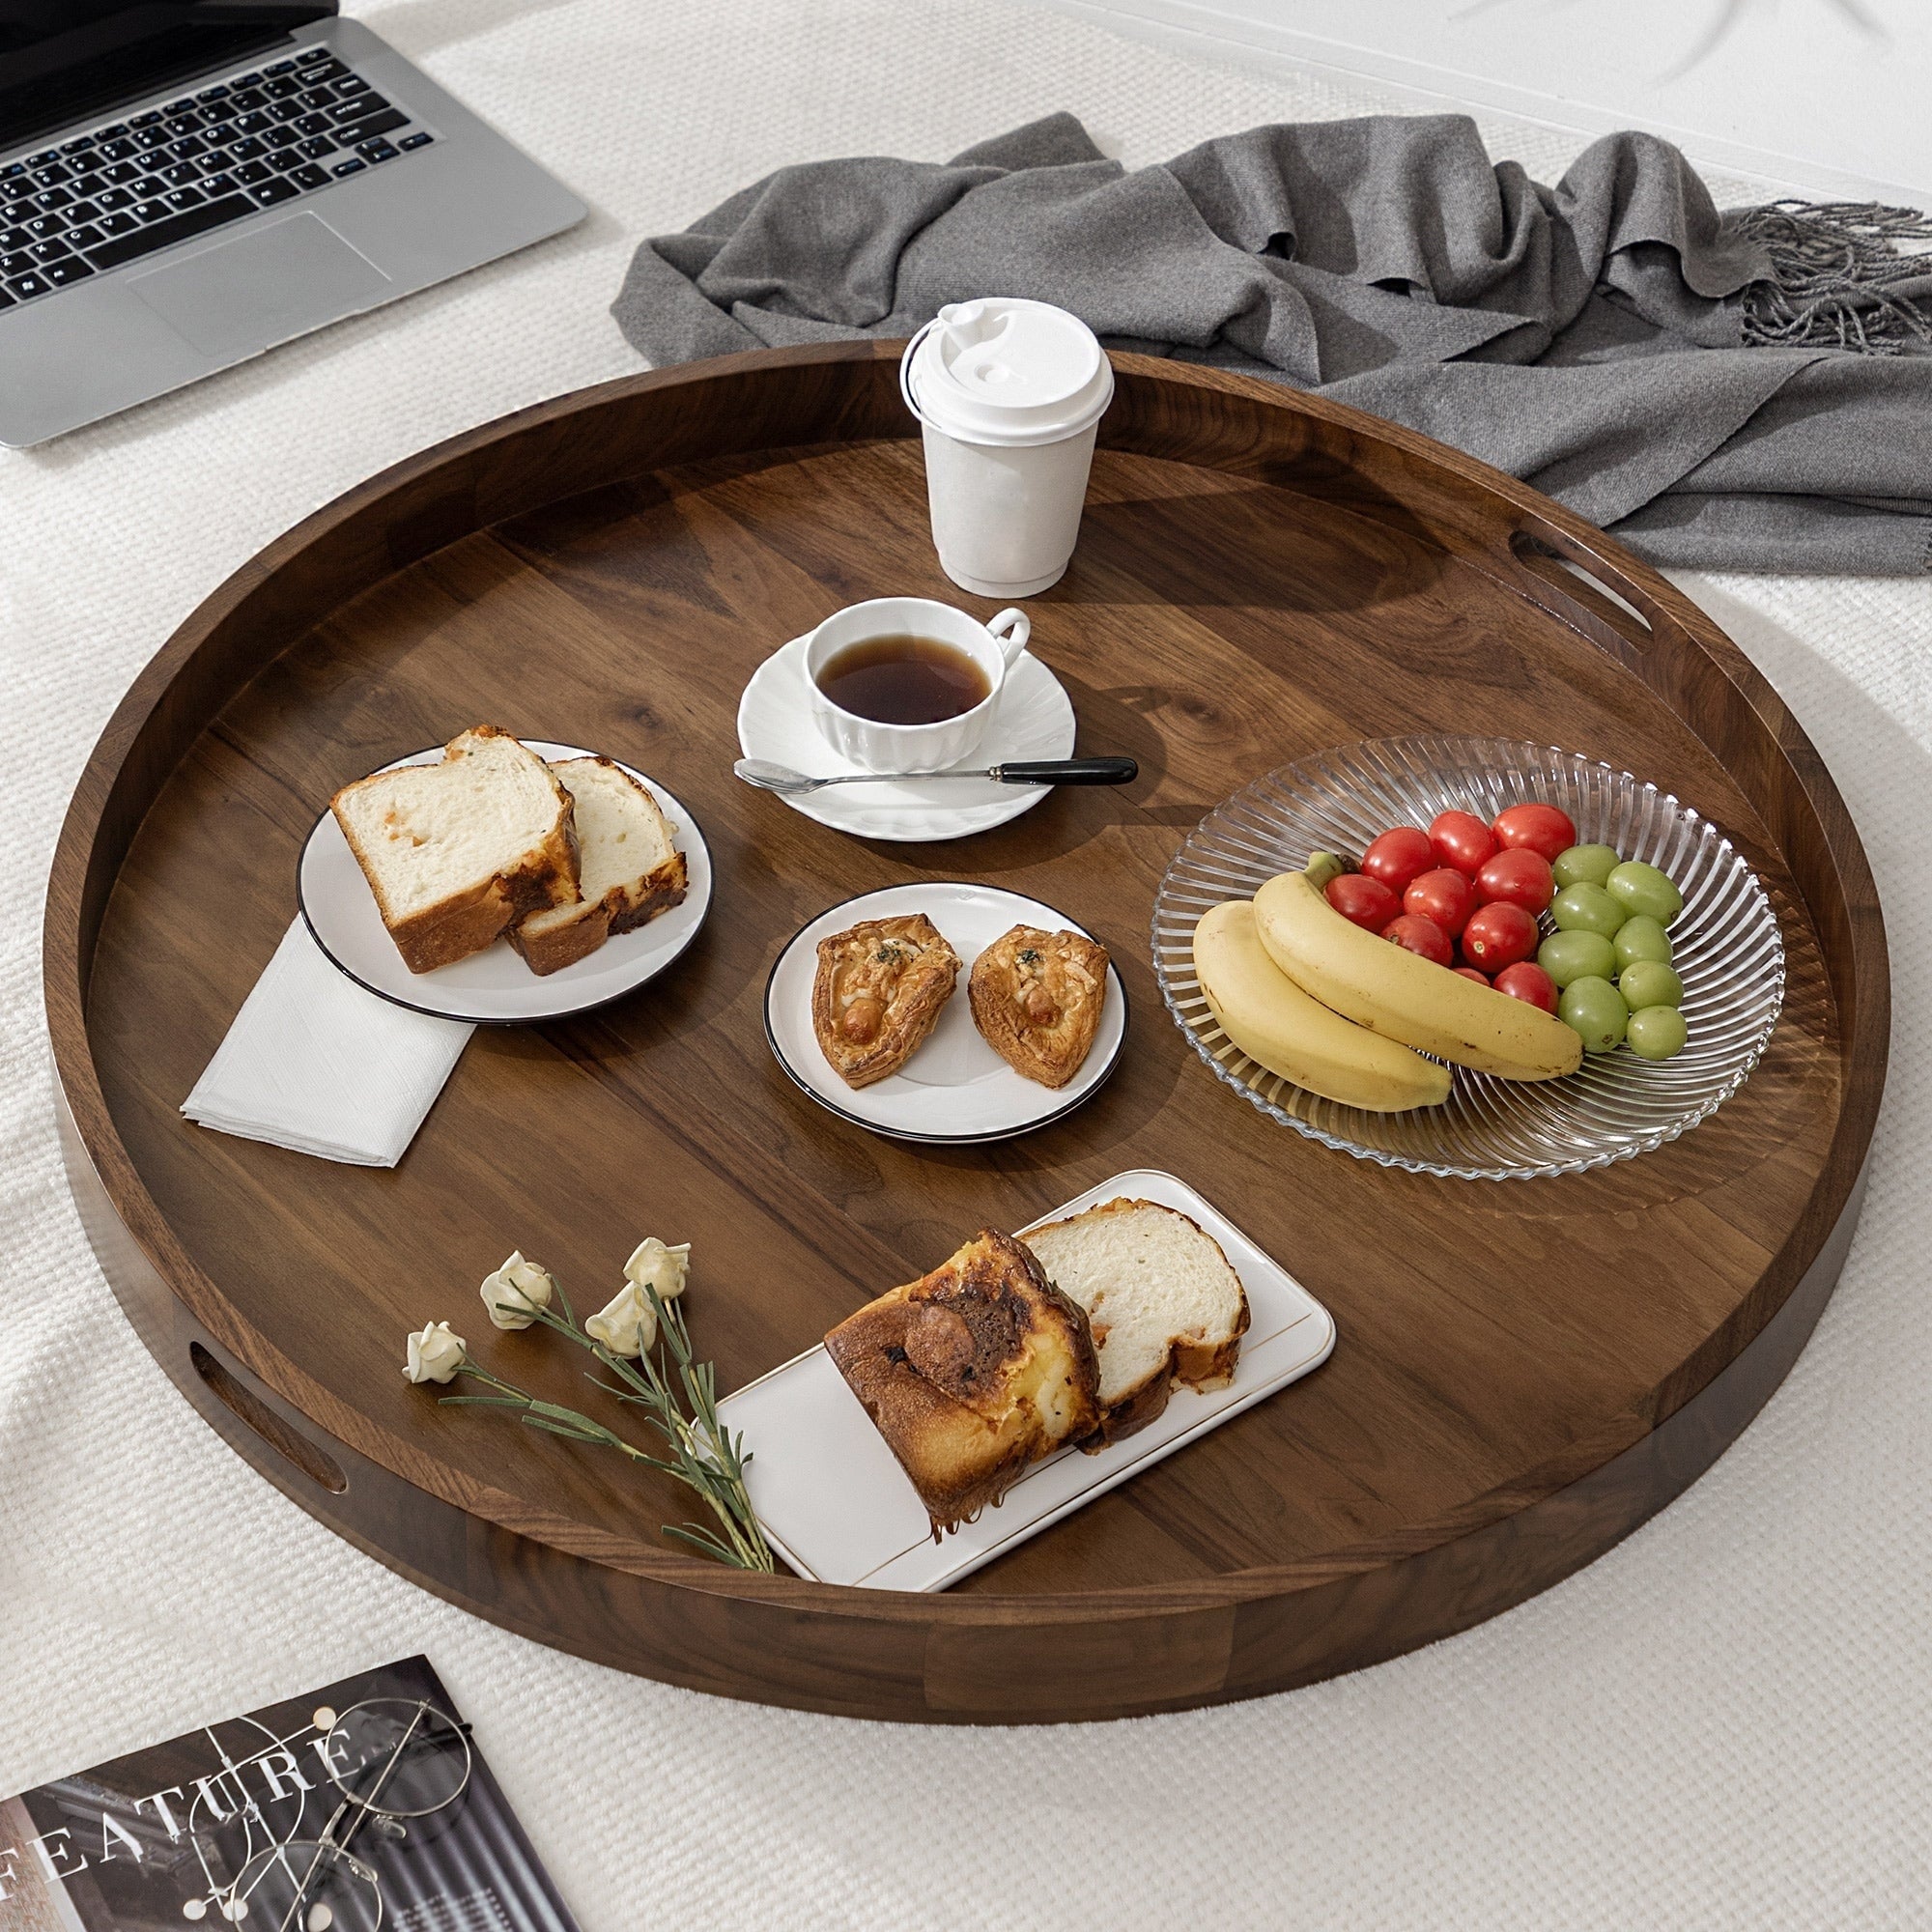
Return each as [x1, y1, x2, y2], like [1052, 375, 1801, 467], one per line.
[1152, 736, 1786, 1180]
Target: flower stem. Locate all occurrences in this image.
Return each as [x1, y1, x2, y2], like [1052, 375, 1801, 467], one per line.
[442, 1297, 773, 1572]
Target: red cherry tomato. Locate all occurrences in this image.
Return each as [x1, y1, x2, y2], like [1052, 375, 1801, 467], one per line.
[1360, 826, 1434, 894]
[1403, 867, 1476, 937]
[1475, 846, 1556, 916]
[1493, 960, 1559, 1012]
[1453, 965, 1491, 985]
[1428, 810, 1496, 877]
[1491, 802, 1577, 865]
[1324, 871, 1401, 932]
[1462, 900, 1539, 972]
[1382, 913, 1454, 967]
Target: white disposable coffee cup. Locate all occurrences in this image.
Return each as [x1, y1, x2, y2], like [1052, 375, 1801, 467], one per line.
[900, 298, 1115, 599]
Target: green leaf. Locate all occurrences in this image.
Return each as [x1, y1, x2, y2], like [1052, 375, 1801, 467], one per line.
[516, 1413, 610, 1444]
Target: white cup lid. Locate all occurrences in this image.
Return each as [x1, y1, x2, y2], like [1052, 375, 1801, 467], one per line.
[901, 298, 1115, 446]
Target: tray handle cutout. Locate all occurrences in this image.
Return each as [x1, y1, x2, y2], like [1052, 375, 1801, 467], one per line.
[1509, 526, 1663, 661]
[191, 1343, 348, 1494]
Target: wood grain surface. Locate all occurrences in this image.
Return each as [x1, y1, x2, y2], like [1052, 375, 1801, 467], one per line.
[45, 343, 1887, 1722]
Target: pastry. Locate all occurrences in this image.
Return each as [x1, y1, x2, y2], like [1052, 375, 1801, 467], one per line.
[968, 924, 1109, 1087]
[810, 913, 960, 1088]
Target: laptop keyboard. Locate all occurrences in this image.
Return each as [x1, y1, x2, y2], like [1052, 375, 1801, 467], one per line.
[0, 43, 435, 309]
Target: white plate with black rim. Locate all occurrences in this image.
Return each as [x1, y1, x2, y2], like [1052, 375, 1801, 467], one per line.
[298, 740, 712, 1025]
[764, 882, 1127, 1143]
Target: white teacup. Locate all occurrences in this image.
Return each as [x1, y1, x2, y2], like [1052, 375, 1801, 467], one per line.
[803, 597, 1031, 774]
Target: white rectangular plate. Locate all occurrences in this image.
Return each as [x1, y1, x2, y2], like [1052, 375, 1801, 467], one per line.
[716, 1168, 1336, 1592]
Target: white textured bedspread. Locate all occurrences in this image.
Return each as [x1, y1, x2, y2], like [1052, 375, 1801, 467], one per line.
[3, 4, 1927, 1925]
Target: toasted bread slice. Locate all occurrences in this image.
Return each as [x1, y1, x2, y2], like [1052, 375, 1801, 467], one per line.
[968, 924, 1110, 1088]
[811, 913, 961, 1089]
[1021, 1199, 1249, 1442]
[510, 757, 689, 976]
[824, 1228, 1101, 1536]
[330, 725, 579, 975]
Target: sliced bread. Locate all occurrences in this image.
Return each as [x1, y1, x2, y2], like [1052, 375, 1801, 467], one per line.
[1021, 1199, 1249, 1442]
[824, 1229, 1101, 1536]
[330, 725, 579, 975]
[510, 757, 689, 976]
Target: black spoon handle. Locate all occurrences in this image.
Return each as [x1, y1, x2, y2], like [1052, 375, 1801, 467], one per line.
[988, 757, 1139, 786]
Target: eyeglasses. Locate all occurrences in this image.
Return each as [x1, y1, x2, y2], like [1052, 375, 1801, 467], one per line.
[185, 1697, 472, 1931]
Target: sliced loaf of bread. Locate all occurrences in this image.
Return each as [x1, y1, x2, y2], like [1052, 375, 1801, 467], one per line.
[330, 725, 579, 975]
[824, 1229, 1101, 1536]
[510, 756, 689, 976]
[1021, 1199, 1250, 1442]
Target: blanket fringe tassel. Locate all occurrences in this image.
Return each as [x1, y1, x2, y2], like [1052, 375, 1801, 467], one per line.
[1733, 200, 1932, 354]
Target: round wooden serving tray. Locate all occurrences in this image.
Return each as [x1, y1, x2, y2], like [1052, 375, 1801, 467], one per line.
[47, 344, 1887, 1724]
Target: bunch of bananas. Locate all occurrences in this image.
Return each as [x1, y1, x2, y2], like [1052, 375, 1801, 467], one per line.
[1192, 855, 1582, 1114]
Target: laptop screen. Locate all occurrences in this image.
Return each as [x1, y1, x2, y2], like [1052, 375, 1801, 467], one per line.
[0, 3, 334, 150]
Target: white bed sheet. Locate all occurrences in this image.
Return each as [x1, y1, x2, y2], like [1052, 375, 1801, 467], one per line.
[3, 4, 1928, 1926]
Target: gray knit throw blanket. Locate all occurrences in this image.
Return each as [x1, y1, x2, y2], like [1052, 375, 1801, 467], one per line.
[612, 113, 1932, 576]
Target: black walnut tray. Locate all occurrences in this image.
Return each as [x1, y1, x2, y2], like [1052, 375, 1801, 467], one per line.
[47, 343, 1886, 1724]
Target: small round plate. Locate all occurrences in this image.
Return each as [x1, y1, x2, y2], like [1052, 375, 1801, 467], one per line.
[736, 635, 1076, 842]
[1153, 735, 1785, 1180]
[298, 740, 713, 1025]
[765, 883, 1127, 1143]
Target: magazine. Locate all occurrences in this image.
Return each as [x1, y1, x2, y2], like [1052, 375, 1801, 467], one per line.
[0, 1656, 578, 1932]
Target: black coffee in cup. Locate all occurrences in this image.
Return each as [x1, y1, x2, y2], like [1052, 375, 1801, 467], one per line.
[814, 634, 991, 724]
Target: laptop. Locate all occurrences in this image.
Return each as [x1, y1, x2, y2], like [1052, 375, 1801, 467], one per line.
[0, 2, 587, 446]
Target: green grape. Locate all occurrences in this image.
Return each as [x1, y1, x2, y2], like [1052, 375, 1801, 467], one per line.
[1552, 843, 1620, 890]
[1627, 1006, 1689, 1061]
[1538, 929, 1617, 988]
[1550, 882, 1628, 939]
[1605, 860, 1684, 923]
[1614, 915, 1672, 970]
[1559, 976, 1629, 1053]
[1617, 959, 1684, 1010]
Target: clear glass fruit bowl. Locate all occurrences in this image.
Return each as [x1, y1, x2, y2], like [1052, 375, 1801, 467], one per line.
[1151, 736, 1786, 1180]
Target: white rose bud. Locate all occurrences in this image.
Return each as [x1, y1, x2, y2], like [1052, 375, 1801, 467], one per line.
[404, 1321, 466, 1384]
[623, 1237, 690, 1302]
[479, 1250, 555, 1331]
[585, 1282, 657, 1359]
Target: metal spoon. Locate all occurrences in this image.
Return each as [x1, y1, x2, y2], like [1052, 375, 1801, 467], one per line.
[734, 755, 1137, 797]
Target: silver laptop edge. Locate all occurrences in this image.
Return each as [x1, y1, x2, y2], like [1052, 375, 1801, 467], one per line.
[0, 15, 586, 446]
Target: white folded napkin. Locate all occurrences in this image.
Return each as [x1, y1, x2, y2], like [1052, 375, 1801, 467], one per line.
[183, 920, 473, 1167]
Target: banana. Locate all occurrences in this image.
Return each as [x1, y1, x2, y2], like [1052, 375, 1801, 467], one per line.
[1252, 862, 1582, 1081]
[1193, 901, 1453, 1112]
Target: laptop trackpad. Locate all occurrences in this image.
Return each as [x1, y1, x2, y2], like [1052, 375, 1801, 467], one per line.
[129, 213, 391, 360]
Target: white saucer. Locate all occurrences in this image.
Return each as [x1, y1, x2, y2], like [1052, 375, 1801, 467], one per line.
[298, 741, 712, 1025]
[736, 634, 1076, 842]
[764, 882, 1126, 1143]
